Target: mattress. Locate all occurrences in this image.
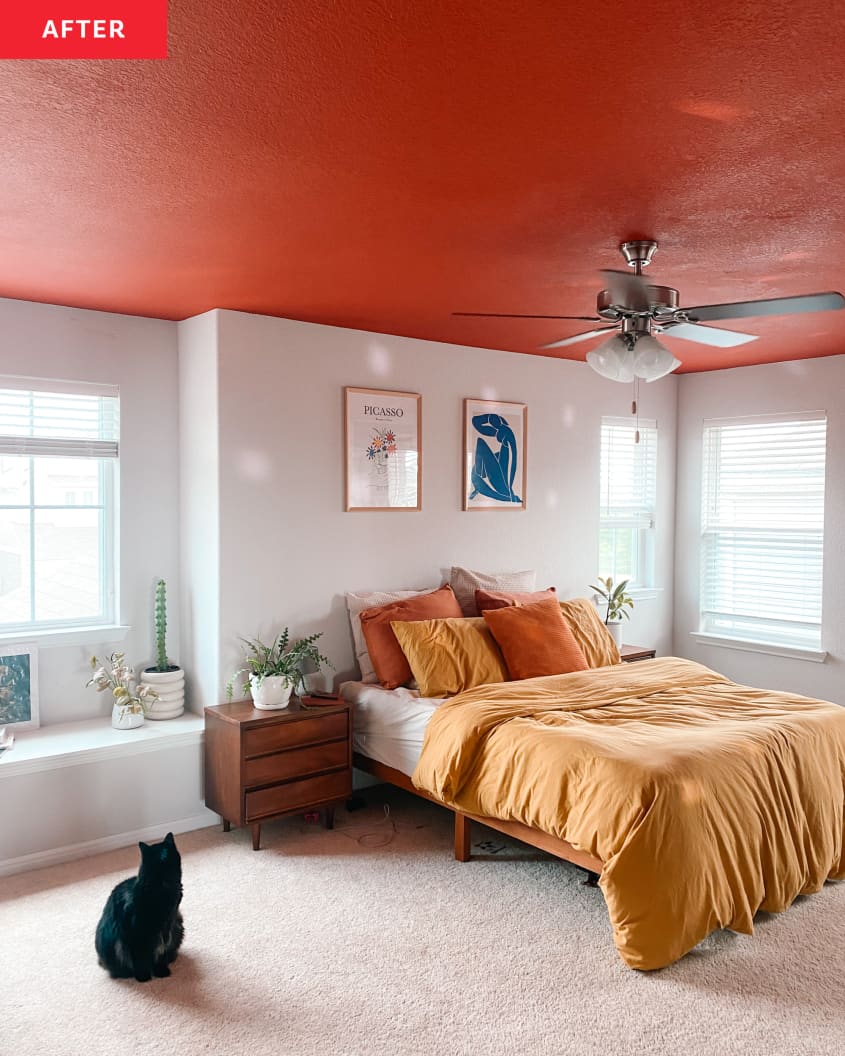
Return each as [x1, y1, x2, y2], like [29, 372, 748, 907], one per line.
[339, 680, 445, 776]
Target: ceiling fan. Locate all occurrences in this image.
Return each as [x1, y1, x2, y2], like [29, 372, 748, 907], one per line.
[455, 240, 845, 381]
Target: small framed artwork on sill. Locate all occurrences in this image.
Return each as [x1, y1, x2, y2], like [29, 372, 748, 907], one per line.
[344, 387, 422, 511]
[463, 398, 527, 511]
[0, 643, 39, 730]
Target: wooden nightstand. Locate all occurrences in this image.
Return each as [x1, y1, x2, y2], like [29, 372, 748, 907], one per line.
[620, 644, 657, 663]
[204, 697, 352, 850]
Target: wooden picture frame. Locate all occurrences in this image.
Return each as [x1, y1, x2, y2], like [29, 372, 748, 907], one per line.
[344, 387, 422, 511]
[0, 643, 39, 730]
[463, 398, 527, 511]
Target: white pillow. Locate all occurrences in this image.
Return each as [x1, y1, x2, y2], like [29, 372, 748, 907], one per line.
[449, 566, 536, 617]
[346, 588, 437, 683]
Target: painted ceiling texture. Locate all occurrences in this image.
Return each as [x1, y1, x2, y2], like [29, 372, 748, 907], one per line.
[1, 1, 844, 372]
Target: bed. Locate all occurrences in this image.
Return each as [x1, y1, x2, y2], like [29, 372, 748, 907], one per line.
[342, 658, 845, 970]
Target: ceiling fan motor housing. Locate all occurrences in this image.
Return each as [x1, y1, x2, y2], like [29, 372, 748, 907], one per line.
[597, 284, 679, 319]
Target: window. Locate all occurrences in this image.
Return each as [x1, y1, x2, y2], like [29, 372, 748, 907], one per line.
[598, 417, 657, 589]
[0, 380, 119, 633]
[700, 412, 826, 651]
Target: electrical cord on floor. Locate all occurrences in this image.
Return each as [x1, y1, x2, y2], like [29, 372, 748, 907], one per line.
[330, 803, 427, 848]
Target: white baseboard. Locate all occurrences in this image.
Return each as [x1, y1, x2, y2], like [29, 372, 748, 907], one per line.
[0, 809, 219, 878]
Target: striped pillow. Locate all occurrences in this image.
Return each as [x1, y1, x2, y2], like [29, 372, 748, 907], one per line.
[449, 566, 536, 617]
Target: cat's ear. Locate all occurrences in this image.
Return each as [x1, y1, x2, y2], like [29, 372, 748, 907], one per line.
[164, 832, 175, 846]
[139, 841, 150, 853]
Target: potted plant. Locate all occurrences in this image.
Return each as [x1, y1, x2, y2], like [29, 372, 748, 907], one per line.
[139, 579, 185, 719]
[87, 652, 158, 730]
[589, 576, 634, 646]
[226, 628, 332, 710]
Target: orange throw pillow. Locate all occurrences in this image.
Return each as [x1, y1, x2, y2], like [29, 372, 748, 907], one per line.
[482, 597, 589, 680]
[360, 584, 463, 689]
[475, 587, 557, 613]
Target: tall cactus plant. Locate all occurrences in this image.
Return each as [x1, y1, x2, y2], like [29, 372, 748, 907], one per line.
[154, 578, 170, 671]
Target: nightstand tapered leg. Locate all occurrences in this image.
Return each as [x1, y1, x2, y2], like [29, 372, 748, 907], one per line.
[222, 819, 230, 832]
[324, 806, 335, 830]
[251, 823, 261, 850]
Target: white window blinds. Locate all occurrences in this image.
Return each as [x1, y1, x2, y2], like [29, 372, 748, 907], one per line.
[600, 417, 657, 530]
[0, 384, 119, 459]
[700, 412, 826, 650]
[598, 417, 657, 588]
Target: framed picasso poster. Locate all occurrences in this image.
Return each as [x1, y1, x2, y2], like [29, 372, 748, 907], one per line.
[344, 387, 422, 511]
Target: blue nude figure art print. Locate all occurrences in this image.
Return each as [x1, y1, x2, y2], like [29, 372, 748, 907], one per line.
[464, 400, 526, 510]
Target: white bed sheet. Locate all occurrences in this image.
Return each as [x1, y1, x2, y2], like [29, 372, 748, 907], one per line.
[339, 680, 446, 777]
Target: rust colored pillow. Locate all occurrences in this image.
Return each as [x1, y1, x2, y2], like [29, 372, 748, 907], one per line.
[475, 587, 557, 613]
[482, 597, 589, 680]
[360, 584, 463, 689]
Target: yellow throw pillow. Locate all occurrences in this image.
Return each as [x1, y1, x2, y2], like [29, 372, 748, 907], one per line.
[558, 598, 621, 668]
[391, 617, 509, 698]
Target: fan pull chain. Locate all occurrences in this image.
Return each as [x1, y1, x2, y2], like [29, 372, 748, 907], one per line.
[632, 379, 641, 443]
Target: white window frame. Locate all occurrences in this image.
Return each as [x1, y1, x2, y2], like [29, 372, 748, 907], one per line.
[696, 411, 827, 658]
[598, 417, 657, 591]
[0, 377, 120, 640]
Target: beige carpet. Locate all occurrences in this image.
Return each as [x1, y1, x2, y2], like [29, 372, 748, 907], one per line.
[2, 786, 844, 1056]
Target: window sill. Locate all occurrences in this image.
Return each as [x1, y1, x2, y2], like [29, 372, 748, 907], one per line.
[0, 624, 130, 648]
[628, 588, 663, 601]
[689, 632, 827, 664]
[0, 712, 204, 778]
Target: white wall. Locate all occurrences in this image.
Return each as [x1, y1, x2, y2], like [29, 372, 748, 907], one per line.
[177, 312, 220, 714]
[201, 311, 678, 694]
[674, 355, 845, 704]
[0, 298, 181, 723]
[0, 743, 214, 870]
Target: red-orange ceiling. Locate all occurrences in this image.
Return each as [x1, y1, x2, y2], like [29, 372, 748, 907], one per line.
[1, 1, 844, 372]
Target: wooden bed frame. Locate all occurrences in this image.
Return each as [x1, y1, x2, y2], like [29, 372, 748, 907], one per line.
[353, 751, 603, 875]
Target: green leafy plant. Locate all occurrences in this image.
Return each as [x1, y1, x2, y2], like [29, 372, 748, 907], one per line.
[226, 629, 333, 701]
[154, 578, 171, 671]
[87, 652, 158, 716]
[589, 576, 634, 625]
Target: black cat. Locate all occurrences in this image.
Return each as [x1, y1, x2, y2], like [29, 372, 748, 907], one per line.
[95, 831, 184, 981]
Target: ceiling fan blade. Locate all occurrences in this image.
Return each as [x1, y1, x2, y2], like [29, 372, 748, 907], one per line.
[658, 322, 758, 348]
[539, 326, 620, 350]
[683, 291, 845, 322]
[453, 312, 599, 320]
[599, 269, 651, 312]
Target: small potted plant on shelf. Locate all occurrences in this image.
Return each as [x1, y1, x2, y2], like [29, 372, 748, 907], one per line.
[139, 579, 185, 719]
[226, 628, 332, 710]
[87, 652, 158, 730]
[589, 575, 634, 647]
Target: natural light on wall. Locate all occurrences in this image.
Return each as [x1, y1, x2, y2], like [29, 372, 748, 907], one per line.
[700, 412, 827, 651]
[0, 379, 119, 634]
[599, 417, 657, 589]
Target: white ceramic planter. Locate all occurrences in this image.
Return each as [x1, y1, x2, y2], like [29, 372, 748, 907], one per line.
[607, 621, 623, 647]
[112, 703, 144, 730]
[250, 675, 293, 710]
[140, 666, 185, 720]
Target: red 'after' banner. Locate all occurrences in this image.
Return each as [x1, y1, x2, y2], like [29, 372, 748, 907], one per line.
[1, 2, 168, 59]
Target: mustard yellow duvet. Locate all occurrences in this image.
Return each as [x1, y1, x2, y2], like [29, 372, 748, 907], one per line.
[411, 657, 845, 969]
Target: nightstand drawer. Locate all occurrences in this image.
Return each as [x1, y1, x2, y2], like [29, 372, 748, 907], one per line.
[243, 711, 347, 757]
[245, 769, 351, 821]
[243, 738, 348, 787]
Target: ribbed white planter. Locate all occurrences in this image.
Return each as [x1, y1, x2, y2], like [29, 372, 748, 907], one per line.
[250, 675, 293, 710]
[140, 666, 185, 720]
